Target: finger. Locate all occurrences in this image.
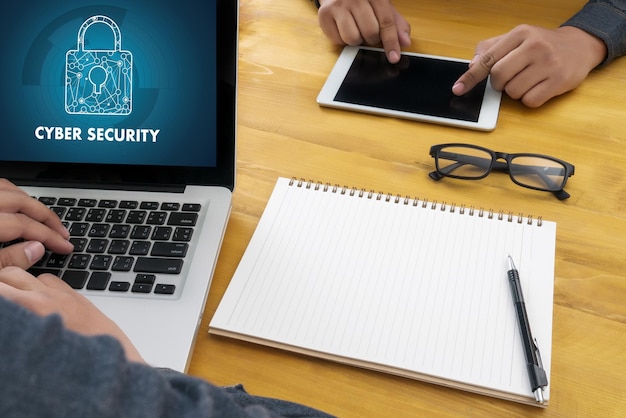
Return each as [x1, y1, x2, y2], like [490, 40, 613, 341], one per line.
[0, 189, 69, 239]
[329, 11, 365, 45]
[38, 273, 74, 290]
[0, 265, 40, 291]
[393, 9, 411, 48]
[370, 0, 401, 63]
[351, 5, 382, 46]
[0, 178, 30, 193]
[507, 72, 555, 108]
[0, 241, 45, 270]
[452, 33, 523, 96]
[0, 213, 73, 254]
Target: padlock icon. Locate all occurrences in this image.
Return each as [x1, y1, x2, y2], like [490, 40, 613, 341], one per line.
[65, 15, 133, 115]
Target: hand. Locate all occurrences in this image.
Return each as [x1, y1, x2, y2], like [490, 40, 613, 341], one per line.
[0, 178, 73, 269]
[318, 0, 411, 64]
[0, 266, 146, 363]
[452, 24, 607, 108]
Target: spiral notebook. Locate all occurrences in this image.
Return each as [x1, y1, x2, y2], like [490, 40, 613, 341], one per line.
[210, 177, 556, 406]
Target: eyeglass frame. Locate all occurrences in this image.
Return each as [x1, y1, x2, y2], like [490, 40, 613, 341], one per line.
[428, 143, 575, 200]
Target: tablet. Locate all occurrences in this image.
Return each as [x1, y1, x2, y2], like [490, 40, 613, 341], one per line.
[317, 46, 502, 131]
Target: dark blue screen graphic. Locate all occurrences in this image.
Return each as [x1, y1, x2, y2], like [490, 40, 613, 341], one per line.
[0, 0, 217, 167]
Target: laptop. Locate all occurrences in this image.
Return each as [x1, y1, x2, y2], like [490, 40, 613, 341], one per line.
[0, 0, 238, 372]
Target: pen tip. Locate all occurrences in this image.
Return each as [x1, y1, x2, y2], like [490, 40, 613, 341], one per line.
[507, 255, 515, 270]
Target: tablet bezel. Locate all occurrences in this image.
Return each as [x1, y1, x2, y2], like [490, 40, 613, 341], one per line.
[317, 46, 502, 131]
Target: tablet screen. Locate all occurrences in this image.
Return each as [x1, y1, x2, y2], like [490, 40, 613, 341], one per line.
[333, 48, 487, 123]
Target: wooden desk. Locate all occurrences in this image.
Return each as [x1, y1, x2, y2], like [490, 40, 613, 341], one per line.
[189, 0, 626, 416]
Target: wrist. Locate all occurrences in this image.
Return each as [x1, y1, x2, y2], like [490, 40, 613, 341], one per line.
[559, 25, 607, 68]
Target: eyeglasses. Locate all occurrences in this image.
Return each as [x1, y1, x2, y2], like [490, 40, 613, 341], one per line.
[429, 143, 575, 200]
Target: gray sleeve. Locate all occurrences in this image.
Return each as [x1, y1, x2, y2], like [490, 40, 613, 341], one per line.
[561, 0, 626, 64]
[0, 297, 331, 418]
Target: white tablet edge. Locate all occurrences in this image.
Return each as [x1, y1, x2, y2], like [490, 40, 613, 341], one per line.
[317, 46, 502, 131]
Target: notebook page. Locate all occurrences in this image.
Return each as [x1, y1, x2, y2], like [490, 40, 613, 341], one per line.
[211, 177, 555, 402]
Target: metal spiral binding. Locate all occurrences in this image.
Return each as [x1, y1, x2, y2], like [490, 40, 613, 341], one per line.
[289, 177, 542, 226]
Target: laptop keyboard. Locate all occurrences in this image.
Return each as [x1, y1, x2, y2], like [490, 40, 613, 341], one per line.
[11, 196, 201, 298]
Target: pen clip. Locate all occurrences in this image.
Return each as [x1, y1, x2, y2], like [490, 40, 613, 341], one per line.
[533, 338, 544, 370]
[533, 338, 549, 389]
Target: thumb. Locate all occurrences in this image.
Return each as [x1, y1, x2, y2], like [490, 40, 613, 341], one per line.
[0, 241, 46, 270]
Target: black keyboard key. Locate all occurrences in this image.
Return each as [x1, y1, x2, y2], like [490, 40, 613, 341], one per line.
[146, 211, 167, 225]
[129, 241, 151, 255]
[168, 212, 198, 226]
[87, 272, 111, 290]
[78, 199, 97, 207]
[132, 275, 156, 293]
[90, 255, 113, 270]
[112, 256, 134, 272]
[154, 284, 176, 295]
[68, 254, 91, 269]
[85, 208, 106, 222]
[135, 274, 155, 283]
[173, 227, 193, 242]
[126, 210, 147, 224]
[98, 200, 118, 208]
[108, 240, 129, 254]
[109, 224, 130, 238]
[161, 202, 180, 211]
[106, 209, 126, 223]
[182, 203, 201, 212]
[87, 239, 108, 253]
[58, 198, 77, 206]
[119, 200, 139, 209]
[109, 281, 131, 292]
[134, 257, 183, 274]
[62, 270, 89, 289]
[130, 225, 151, 240]
[132, 283, 153, 293]
[88, 223, 110, 237]
[151, 226, 172, 241]
[140, 201, 159, 210]
[65, 207, 86, 221]
[46, 253, 69, 268]
[151, 242, 188, 257]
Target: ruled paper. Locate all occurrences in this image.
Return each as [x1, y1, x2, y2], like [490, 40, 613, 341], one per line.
[210, 177, 555, 403]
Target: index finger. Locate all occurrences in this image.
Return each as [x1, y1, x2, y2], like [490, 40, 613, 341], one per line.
[370, 0, 401, 63]
[452, 34, 521, 96]
[0, 189, 68, 239]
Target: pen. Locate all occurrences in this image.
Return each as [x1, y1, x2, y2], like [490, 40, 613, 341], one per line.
[507, 255, 549, 403]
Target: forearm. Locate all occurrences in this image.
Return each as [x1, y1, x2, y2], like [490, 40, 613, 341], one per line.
[562, 0, 626, 64]
[0, 298, 261, 417]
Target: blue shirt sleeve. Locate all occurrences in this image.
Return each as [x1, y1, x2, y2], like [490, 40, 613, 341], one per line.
[0, 296, 333, 418]
[562, 0, 626, 64]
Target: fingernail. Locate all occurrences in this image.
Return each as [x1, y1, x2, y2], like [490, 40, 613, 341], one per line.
[24, 241, 45, 263]
[452, 81, 465, 95]
[388, 50, 400, 64]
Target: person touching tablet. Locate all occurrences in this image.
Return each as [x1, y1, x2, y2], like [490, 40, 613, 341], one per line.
[312, 0, 626, 107]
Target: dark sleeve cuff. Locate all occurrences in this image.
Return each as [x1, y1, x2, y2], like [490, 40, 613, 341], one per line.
[561, 0, 626, 65]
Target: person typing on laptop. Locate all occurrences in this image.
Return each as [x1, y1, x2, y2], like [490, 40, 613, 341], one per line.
[312, 0, 626, 107]
[0, 178, 333, 418]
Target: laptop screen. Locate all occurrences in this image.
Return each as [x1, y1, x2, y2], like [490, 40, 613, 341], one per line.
[0, 0, 236, 190]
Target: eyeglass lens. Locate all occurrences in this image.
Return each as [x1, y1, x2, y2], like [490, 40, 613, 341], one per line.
[508, 156, 567, 191]
[436, 145, 568, 191]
